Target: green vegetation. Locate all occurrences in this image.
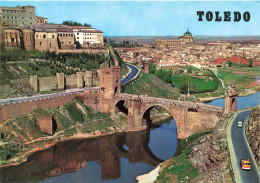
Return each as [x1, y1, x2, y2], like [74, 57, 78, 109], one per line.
[34, 109, 52, 117]
[62, 20, 91, 27]
[149, 64, 221, 94]
[0, 47, 106, 71]
[64, 102, 84, 123]
[104, 38, 142, 47]
[155, 130, 212, 183]
[218, 67, 260, 91]
[124, 72, 181, 100]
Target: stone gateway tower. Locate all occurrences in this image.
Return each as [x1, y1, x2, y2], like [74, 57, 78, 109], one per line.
[224, 84, 238, 114]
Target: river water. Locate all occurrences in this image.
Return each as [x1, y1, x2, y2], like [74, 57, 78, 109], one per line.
[0, 92, 259, 183]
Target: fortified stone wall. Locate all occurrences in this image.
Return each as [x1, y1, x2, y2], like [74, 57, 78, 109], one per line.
[30, 71, 98, 92]
[38, 76, 57, 91]
[65, 74, 77, 89]
[0, 93, 76, 121]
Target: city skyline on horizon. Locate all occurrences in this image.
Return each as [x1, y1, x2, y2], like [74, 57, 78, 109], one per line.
[1, 1, 260, 36]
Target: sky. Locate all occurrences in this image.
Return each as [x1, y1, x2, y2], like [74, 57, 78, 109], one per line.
[1, 1, 260, 36]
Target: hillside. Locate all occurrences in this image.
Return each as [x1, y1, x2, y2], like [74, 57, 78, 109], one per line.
[124, 72, 188, 101]
[0, 97, 125, 166]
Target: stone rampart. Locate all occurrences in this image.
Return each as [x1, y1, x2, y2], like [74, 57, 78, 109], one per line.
[30, 71, 99, 92]
[0, 94, 76, 121]
[38, 76, 57, 91]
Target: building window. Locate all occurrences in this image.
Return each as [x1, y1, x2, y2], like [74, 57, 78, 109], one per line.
[30, 12, 32, 14]
[15, 11, 16, 13]
[7, 16, 9, 19]
[36, 35, 38, 38]
[43, 35, 46, 39]
[15, 16, 17, 19]
[63, 34, 65, 37]
[3, 16, 5, 18]
[77, 33, 79, 35]
[30, 22, 32, 24]
[40, 42, 42, 45]
[30, 17, 32, 19]
[69, 41, 71, 44]
[77, 37, 79, 39]
[22, 17, 24, 19]
[52, 35, 54, 38]
[62, 41, 64, 44]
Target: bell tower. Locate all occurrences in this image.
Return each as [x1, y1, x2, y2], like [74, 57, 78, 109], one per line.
[224, 84, 238, 114]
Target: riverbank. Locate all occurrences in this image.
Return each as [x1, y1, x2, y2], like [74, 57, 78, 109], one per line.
[0, 104, 172, 168]
[139, 114, 234, 183]
[0, 126, 126, 168]
[199, 89, 257, 102]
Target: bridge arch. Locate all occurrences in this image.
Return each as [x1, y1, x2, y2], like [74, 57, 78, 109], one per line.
[141, 104, 178, 130]
[115, 100, 128, 115]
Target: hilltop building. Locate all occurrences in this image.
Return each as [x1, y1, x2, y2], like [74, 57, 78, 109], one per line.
[36, 16, 48, 24]
[0, 5, 36, 27]
[153, 29, 194, 46]
[0, 5, 104, 52]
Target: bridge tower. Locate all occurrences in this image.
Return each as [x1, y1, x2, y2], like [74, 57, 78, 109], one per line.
[224, 84, 238, 114]
[99, 66, 121, 97]
[143, 62, 149, 74]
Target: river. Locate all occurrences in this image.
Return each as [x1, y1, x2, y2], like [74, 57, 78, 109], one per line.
[0, 92, 259, 183]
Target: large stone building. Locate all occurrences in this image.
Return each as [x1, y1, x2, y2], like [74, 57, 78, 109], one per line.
[0, 5, 104, 52]
[153, 29, 194, 46]
[73, 27, 103, 46]
[3, 27, 34, 50]
[0, 5, 36, 27]
[57, 28, 75, 49]
[35, 28, 58, 52]
[36, 16, 48, 24]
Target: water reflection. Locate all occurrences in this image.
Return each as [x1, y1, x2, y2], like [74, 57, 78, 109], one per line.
[0, 120, 178, 183]
[205, 92, 260, 109]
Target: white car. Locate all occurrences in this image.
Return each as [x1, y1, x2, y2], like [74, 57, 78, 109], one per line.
[238, 121, 243, 128]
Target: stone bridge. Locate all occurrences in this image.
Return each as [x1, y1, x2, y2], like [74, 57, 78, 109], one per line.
[77, 66, 230, 139]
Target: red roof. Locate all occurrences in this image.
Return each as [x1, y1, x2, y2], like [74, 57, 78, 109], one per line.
[213, 58, 226, 64]
[213, 56, 249, 65]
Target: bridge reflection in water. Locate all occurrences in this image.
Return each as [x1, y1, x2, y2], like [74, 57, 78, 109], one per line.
[0, 119, 179, 183]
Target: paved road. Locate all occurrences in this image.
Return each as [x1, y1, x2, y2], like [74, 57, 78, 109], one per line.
[231, 110, 260, 183]
[0, 89, 84, 106]
[121, 63, 140, 86]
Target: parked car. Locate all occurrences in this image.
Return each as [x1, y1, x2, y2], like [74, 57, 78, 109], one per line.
[240, 159, 251, 170]
[238, 121, 243, 128]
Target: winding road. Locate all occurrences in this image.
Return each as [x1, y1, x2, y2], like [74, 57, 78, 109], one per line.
[229, 110, 260, 183]
[121, 63, 140, 86]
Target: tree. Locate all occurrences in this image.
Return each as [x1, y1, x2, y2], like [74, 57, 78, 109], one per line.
[249, 59, 253, 67]
[227, 60, 232, 67]
[149, 63, 156, 74]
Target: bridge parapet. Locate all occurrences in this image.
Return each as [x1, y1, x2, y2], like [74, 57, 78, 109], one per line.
[116, 93, 224, 113]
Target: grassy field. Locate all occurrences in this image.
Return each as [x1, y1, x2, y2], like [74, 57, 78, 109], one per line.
[171, 75, 220, 93]
[155, 130, 212, 183]
[218, 67, 260, 91]
[124, 72, 181, 100]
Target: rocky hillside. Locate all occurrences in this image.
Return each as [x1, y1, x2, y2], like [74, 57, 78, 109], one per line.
[154, 115, 234, 183]
[245, 106, 260, 167]
[0, 97, 125, 166]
